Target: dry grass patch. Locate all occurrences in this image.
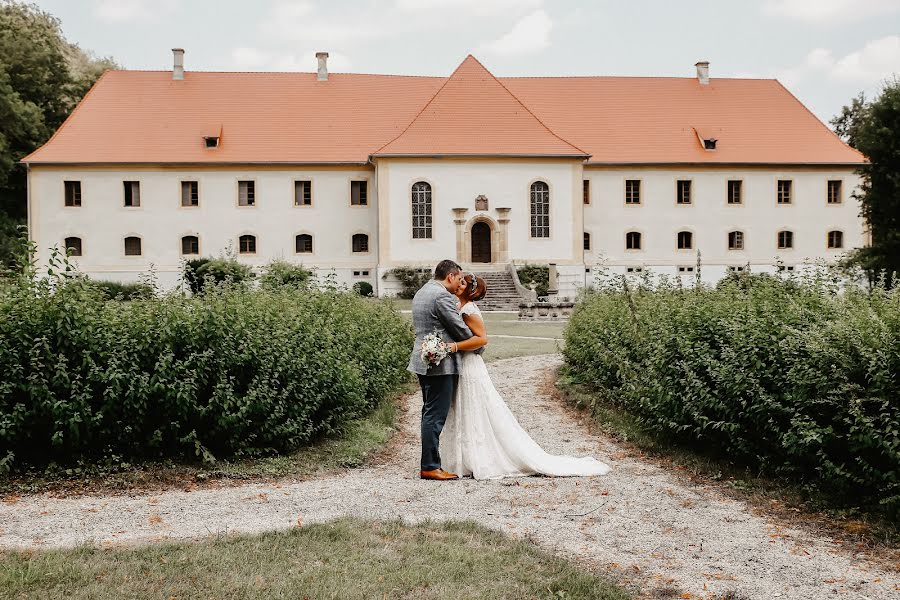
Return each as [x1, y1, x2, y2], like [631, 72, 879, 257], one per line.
[0, 517, 631, 600]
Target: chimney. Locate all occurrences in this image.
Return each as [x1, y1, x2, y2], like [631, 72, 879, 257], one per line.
[695, 61, 709, 85]
[316, 51, 329, 81]
[172, 48, 185, 80]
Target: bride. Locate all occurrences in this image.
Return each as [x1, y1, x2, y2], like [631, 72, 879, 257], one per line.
[440, 274, 611, 480]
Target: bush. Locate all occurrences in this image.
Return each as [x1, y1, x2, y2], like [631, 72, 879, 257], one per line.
[260, 260, 313, 291]
[563, 272, 900, 514]
[85, 279, 154, 301]
[517, 264, 549, 297]
[0, 252, 414, 471]
[386, 267, 431, 299]
[183, 257, 253, 294]
[353, 281, 373, 297]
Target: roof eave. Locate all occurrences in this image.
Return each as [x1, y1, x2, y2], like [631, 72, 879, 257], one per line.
[21, 160, 374, 167]
[584, 160, 867, 167]
[370, 152, 591, 160]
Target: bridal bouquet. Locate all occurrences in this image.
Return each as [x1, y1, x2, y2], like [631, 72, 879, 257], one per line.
[421, 331, 450, 367]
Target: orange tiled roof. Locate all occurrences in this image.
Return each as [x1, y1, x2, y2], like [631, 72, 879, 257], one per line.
[373, 56, 588, 158]
[22, 56, 864, 165]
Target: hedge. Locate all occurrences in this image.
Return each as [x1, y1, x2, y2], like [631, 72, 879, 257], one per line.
[0, 266, 413, 471]
[563, 272, 900, 513]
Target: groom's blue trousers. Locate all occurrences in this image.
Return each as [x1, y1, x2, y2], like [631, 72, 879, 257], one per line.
[417, 374, 458, 471]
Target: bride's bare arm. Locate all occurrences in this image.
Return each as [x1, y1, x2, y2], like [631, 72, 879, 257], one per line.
[457, 313, 487, 350]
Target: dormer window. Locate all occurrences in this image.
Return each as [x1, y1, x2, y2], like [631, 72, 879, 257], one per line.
[204, 136, 219, 149]
[703, 138, 717, 150]
[694, 128, 717, 151]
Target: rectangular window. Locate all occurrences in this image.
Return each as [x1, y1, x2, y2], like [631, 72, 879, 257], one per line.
[728, 180, 742, 204]
[777, 180, 792, 204]
[64, 181, 81, 207]
[583, 179, 590, 205]
[676, 180, 691, 204]
[728, 231, 744, 250]
[583, 232, 591, 251]
[351, 181, 368, 206]
[181, 181, 199, 207]
[238, 181, 255, 206]
[294, 180, 312, 206]
[625, 180, 641, 204]
[123, 181, 140, 207]
[827, 180, 842, 204]
[778, 230, 794, 249]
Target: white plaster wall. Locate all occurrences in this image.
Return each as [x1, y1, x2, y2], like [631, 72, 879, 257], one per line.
[583, 168, 864, 284]
[29, 167, 378, 290]
[378, 159, 583, 268]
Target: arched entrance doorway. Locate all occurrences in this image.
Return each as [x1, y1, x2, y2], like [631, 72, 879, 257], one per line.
[471, 222, 492, 263]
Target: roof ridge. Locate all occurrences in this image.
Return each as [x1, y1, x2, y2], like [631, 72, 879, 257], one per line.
[22, 69, 113, 163]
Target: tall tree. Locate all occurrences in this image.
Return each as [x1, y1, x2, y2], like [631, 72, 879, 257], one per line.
[0, 1, 115, 269]
[831, 79, 900, 282]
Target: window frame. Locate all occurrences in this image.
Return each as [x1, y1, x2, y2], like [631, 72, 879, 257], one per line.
[826, 230, 844, 249]
[181, 235, 200, 256]
[727, 230, 745, 251]
[293, 179, 313, 207]
[64, 236, 83, 257]
[529, 180, 551, 239]
[676, 179, 692, 205]
[350, 179, 369, 207]
[411, 180, 433, 240]
[676, 230, 694, 250]
[583, 231, 591, 252]
[624, 179, 641, 205]
[727, 179, 743, 205]
[295, 233, 314, 254]
[123, 181, 141, 208]
[351, 232, 370, 254]
[123, 235, 142, 256]
[64, 180, 82, 207]
[238, 234, 257, 255]
[777, 229, 794, 250]
[827, 180, 843, 205]
[583, 179, 590, 205]
[625, 230, 642, 251]
[237, 179, 256, 207]
[776, 179, 793, 205]
[180, 180, 199, 208]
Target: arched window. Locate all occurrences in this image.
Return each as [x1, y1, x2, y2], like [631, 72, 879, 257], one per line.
[677, 231, 693, 250]
[626, 231, 642, 250]
[583, 232, 591, 251]
[728, 230, 744, 250]
[124, 236, 141, 256]
[411, 182, 432, 239]
[239, 234, 256, 254]
[181, 235, 199, 255]
[352, 233, 369, 253]
[64, 237, 82, 257]
[777, 230, 793, 250]
[530, 181, 550, 238]
[827, 230, 843, 249]
[296, 234, 313, 253]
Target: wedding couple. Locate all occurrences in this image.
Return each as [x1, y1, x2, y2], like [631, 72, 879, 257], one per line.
[408, 259, 611, 481]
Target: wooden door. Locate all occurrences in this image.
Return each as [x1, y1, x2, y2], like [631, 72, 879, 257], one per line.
[471, 222, 492, 263]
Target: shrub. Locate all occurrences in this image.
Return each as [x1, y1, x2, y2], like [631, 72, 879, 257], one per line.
[353, 281, 373, 297]
[260, 260, 313, 291]
[183, 257, 253, 294]
[517, 264, 549, 297]
[0, 252, 414, 471]
[386, 267, 431, 299]
[563, 272, 900, 515]
[85, 279, 154, 301]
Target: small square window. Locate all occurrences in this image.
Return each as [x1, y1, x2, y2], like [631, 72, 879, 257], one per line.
[777, 230, 794, 249]
[678, 266, 695, 273]
[124, 236, 141, 256]
[239, 234, 256, 254]
[625, 180, 641, 204]
[181, 181, 199, 207]
[351, 181, 368, 206]
[676, 180, 691, 204]
[64, 236, 82, 256]
[778, 265, 795, 272]
[295, 180, 312, 206]
[238, 181, 255, 206]
[777, 180, 792, 204]
[181, 235, 199, 255]
[204, 136, 219, 148]
[124, 181, 140, 207]
[728, 180, 742, 205]
[626, 267, 643, 273]
[64, 181, 81, 207]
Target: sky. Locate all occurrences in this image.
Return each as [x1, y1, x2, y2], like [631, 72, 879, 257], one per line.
[28, 0, 900, 126]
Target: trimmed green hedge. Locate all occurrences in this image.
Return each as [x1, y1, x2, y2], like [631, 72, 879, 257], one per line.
[0, 271, 413, 471]
[564, 272, 900, 513]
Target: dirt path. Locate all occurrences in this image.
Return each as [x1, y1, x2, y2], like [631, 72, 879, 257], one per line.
[1, 355, 896, 599]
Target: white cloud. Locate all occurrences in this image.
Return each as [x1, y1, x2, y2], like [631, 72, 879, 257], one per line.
[394, 0, 543, 17]
[778, 36, 900, 85]
[231, 47, 352, 73]
[762, 0, 900, 24]
[479, 10, 552, 57]
[93, 0, 177, 23]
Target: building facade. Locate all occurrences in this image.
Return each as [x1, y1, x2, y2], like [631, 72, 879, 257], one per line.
[24, 52, 866, 297]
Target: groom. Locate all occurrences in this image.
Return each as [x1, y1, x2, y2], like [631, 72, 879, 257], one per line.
[408, 260, 482, 481]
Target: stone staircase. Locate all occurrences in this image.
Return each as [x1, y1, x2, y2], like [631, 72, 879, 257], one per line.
[473, 270, 527, 311]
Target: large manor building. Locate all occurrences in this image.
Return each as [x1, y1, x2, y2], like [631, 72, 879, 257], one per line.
[23, 51, 866, 297]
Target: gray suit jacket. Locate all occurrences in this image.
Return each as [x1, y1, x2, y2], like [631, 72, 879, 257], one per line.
[407, 280, 478, 376]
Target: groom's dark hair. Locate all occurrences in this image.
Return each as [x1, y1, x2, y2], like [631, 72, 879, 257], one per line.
[434, 260, 462, 281]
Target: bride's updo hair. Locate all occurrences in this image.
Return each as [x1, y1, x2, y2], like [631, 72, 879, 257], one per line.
[463, 274, 487, 301]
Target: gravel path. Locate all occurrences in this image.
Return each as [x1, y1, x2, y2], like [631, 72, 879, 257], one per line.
[1, 354, 897, 599]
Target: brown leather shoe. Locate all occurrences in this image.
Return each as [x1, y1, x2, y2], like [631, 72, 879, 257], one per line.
[420, 469, 459, 481]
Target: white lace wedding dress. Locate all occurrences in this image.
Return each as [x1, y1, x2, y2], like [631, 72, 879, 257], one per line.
[441, 302, 611, 480]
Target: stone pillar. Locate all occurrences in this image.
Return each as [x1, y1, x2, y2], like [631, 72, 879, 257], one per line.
[496, 207, 511, 264]
[453, 208, 468, 263]
[548, 263, 559, 299]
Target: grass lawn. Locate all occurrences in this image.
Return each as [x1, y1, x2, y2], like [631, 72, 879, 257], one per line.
[0, 518, 631, 600]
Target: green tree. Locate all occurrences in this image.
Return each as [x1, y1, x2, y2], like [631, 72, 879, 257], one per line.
[831, 79, 900, 282]
[0, 1, 116, 269]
